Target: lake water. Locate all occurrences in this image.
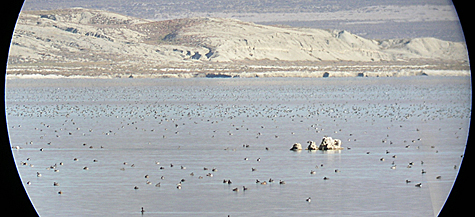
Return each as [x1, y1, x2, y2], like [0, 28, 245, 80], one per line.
[6, 76, 471, 216]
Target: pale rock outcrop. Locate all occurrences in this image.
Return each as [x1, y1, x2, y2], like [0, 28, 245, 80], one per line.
[318, 137, 343, 150]
[290, 143, 302, 151]
[307, 141, 318, 150]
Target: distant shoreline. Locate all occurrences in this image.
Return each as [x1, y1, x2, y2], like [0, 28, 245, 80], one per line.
[5, 69, 470, 79]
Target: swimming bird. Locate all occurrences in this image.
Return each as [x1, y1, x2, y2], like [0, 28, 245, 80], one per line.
[232, 187, 239, 192]
[306, 197, 311, 202]
[415, 183, 422, 188]
[243, 186, 248, 191]
[279, 180, 286, 185]
[405, 179, 411, 183]
[323, 177, 329, 180]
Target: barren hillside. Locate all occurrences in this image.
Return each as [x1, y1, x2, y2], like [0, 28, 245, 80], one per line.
[7, 8, 469, 78]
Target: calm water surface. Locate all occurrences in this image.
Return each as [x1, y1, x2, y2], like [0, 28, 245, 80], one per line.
[6, 77, 471, 216]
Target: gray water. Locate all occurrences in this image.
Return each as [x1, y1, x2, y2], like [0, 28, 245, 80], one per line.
[6, 76, 471, 216]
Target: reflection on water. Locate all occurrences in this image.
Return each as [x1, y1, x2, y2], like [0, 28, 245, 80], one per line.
[6, 77, 470, 216]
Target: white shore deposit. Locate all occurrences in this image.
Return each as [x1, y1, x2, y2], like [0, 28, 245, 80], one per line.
[7, 8, 470, 78]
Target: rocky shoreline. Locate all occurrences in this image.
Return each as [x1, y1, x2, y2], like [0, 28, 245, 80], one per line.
[7, 59, 470, 79]
[6, 69, 470, 79]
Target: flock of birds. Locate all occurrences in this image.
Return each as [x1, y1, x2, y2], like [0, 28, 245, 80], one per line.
[7, 77, 470, 215]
